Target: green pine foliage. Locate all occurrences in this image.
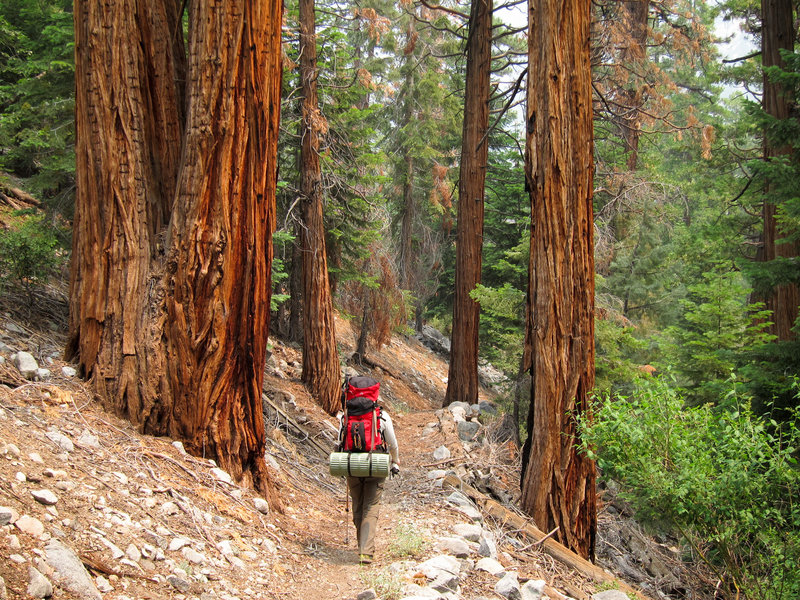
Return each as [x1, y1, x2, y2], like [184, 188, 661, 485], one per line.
[0, 213, 63, 289]
[0, 0, 74, 210]
[658, 268, 775, 405]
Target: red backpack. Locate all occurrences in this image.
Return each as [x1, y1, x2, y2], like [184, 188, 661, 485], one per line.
[340, 376, 385, 452]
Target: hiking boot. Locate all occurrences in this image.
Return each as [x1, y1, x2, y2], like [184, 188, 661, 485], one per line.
[358, 554, 373, 565]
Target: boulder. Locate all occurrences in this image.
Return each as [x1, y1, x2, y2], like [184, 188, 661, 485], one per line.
[12, 352, 39, 379]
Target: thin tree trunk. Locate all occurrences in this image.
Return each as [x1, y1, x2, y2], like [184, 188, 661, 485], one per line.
[299, 0, 340, 413]
[761, 0, 799, 341]
[621, 0, 649, 171]
[400, 151, 415, 290]
[521, 0, 597, 559]
[69, 0, 283, 503]
[444, 0, 492, 407]
[289, 220, 304, 343]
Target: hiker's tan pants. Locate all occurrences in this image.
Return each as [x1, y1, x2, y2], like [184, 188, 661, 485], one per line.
[347, 475, 385, 556]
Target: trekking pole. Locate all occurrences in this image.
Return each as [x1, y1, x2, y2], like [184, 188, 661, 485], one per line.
[344, 478, 350, 545]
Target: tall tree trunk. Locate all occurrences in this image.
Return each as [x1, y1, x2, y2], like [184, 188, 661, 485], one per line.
[761, 0, 799, 341]
[444, 0, 492, 407]
[68, 0, 283, 503]
[289, 220, 304, 343]
[299, 0, 340, 413]
[621, 0, 649, 171]
[400, 151, 416, 290]
[520, 0, 597, 559]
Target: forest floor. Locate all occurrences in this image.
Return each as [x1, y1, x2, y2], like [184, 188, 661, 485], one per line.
[0, 282, 713, 600]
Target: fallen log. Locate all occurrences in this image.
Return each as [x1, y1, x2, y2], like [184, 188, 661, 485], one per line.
[261, 393, 331, 459]
[443, 474, 653, 600]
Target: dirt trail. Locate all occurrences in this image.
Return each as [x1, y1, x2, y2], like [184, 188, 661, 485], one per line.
[274, 407, 464, 599]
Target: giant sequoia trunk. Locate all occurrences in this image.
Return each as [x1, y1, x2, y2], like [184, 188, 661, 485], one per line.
[299, 0, 340, 414]
[761, 0, 799, 341]
[68, 0, 283, 503]
[444, 0, 492, 407]
[520, 0, 597, 559]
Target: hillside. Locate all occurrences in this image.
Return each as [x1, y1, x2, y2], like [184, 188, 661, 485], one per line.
[0, 287, 701, 600]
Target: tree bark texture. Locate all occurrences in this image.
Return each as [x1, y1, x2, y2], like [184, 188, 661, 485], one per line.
[620, 0, 649, 171]
[444, 0, 492, 407]
[69, 0, 283, 503]
[521, 0, 597, 559]
[299, 0, 341, 414]
[761, 0, 799, 341]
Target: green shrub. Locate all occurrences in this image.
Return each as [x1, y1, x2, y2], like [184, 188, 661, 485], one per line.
[0, 216, 62, 288]
[359, 567, 404, 600]
[387, 522, 429, 558]
[578, 377, 800, 600]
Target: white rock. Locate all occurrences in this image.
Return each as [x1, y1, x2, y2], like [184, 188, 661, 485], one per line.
[418, 555, 461, 579]
[31, 489, 59, 506]
[35, 368, 51, 380]
[450, 406, 467, 422]
[97, 536, 125, 559]
[46, 540, 102, 599]
[45, 431, 74, 452]
[182, 546, 206, 564]
[28, 452, 44, 464]
[211, 467, 233, 484]
[43, 468, 68, 479]
[126, 543, 142, 562]
[96, 575, 113, 593]
[13, 352, 39, 380]
[475, 557, 505, 576]
[15, 472, 26, 482]
[168, 537, 190, 552]
[495, 571, 521, 600]
[217, 540, 235, 556]
[434, 536, 471, 558]
[8, 534, 22, 550]
[452, 523, 482, 542]
[27, 566, 53, 599]
[433, 445, 451, 461]
[172, 441, 187, 455]
[253, 498, 270, 514]
[15, 515, 45, 537]
[226, 555, 246, 569]
[2, 443, 21, 457]
[61, 366, 78, 378]
[10, 554, 26, 564]
[592, 592, 631, 600]
[521, 579, 547, 600]
[427, 470, 448, 480]
[479, 534, 498, 558]
[161, 502, 180, 516]
[76, 431, 100, 450]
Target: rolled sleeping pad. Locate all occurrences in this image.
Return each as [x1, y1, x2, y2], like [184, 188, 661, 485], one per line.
[329, 451, 390, 478]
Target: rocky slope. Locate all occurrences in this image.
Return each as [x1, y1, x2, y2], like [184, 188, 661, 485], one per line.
[0, 289, 705, 600]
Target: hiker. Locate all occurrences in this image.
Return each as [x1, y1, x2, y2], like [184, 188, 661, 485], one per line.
[337, 374, 400, 565]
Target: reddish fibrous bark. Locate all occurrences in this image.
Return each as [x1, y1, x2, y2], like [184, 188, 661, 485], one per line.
[760, 0, 799, 341]
[69, 0, 283, 506]
[520, 0, 597, 560]
[298, 0, 341, 414]
[445, 0, 492, 407]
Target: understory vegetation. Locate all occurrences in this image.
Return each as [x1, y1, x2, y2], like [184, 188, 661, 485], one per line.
[1, 0, 799, 597]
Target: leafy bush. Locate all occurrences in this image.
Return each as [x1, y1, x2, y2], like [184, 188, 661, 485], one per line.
[359, 567, 404, 600]
[579, 377, 800, 600]
[387, 522, 429, 558]
[0, 215, 62, 288]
